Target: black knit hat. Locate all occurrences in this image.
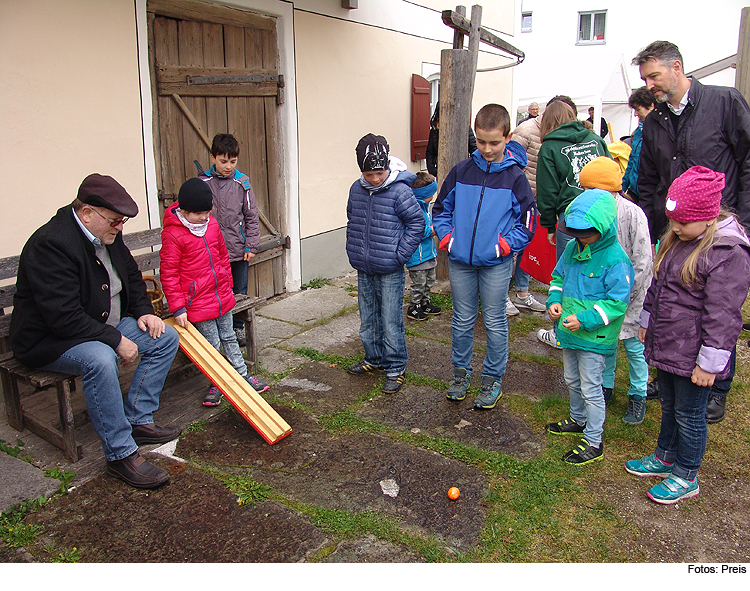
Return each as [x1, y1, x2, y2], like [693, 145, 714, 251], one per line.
[178, 178, 213, 212]
[356, 134, 389, 171]
[77, 174, 139, 217]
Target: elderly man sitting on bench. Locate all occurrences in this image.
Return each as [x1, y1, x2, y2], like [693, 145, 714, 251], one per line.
[10, 174, 180, 489]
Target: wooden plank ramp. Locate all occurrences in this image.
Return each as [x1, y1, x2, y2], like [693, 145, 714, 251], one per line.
[164, 318, 291, 444]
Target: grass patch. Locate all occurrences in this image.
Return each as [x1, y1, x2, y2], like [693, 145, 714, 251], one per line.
[300, 277, 330, 290]
[44, 467, 76, 495]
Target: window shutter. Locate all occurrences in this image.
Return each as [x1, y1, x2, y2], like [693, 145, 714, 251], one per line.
[411, 74, 431, 162]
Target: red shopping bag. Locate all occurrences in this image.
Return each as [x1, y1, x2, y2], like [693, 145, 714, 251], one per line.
[520, 215, 557, 285]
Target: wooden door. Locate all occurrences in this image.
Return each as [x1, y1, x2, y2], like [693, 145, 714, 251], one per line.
[147, 0, 286, 299]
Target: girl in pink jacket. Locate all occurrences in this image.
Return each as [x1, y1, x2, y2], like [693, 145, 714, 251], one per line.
[160, 178, 268, 406]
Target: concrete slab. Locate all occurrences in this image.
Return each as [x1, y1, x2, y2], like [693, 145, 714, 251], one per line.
[255, 315, 301, 347]
[321, 533, 425, 563]
[0, 453, 61, 512]
[281, 312, 361, 354]
[180, 408, 487, 550]
[257, 346, 308, 376]
[356, 384, 545, 460]
[258, 285, 358, 326]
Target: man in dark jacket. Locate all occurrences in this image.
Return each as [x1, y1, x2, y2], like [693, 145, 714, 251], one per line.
[633, 40, 750, 423]
[11, 174, 180, 488]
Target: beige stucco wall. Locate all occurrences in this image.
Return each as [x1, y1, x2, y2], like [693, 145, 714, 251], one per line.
[294, 8, 514, 241]
[0, 0, 148, 258]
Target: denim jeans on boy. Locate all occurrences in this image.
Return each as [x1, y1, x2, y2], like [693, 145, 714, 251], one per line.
[231, 259, 249, 330]
[513, 251, 530, 293]
[449, 259, 512, 382]
[655, 369, 711, 481]
[602, 336, 648, 400]
[357, 268, 408, 377]
[563, 348, 606, 445]
[194, 310, 248, 377]
[40, 317, 179, 462]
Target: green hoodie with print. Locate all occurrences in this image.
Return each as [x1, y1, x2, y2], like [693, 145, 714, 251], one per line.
[536, 120, 610, 232]
[546, 189, 634, 354]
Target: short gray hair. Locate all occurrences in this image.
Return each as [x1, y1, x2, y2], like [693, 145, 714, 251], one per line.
[632, 41, 684, 69]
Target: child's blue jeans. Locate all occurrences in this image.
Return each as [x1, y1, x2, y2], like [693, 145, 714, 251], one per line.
[602, 336, 648, 400]
[563, 348, 606, 446]
[655, 369, 710, 481]
[357, 268, 408, 377]
[194, 310, 248, 377]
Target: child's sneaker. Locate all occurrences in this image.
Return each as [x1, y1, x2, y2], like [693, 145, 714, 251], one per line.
[421, 299, 442, 315]
[537, 328, 561, 349]
[647, 474, 700, 505]
[348, 360, 381, 375]
[382, 374, 405, 394]
[446, 367, 471, 401]
[562, 438, 603, 465]
[506, 296, 520, 316]
[203, 386, 222, 407]
[602, 386, 614, 403]
[473, 375, 502, 409]
[513, 293, 546, 312]
[545, 417, 585, 436]
[622, 398, 646, 425]
[234, 327, 247, 347]
[406, 303, 427, 321]
[624, 453, 673, 478]
[646, 380, 659, 400]
[245, 374, 269, 393]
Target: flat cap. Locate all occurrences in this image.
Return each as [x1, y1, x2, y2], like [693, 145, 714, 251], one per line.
[77, 174, 139, 218]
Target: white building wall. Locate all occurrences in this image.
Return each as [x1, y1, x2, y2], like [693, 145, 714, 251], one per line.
[512, 0, 747, 138]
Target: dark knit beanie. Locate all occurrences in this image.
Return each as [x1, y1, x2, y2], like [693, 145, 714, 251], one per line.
[78, 174, 139, 217]
[356, 134, 389, 171]
[665, 166, 725, 223]
[178, 177, 213, 212]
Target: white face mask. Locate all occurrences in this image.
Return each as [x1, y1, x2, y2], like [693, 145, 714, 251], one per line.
[176, 208, 210, 237]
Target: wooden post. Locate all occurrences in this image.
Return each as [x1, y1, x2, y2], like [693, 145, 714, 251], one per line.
[736, 7, 750, 102]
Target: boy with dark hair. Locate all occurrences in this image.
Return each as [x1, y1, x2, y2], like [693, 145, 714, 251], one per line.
[432, 103, 536, 409]
[200, 133, 260, 347]
[405, 172, 441, 321]
[346, 134, 425, 394]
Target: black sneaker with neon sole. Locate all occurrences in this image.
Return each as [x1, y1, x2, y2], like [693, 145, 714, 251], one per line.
[563, 438, 603, 465]
[545, 417, 586, 436]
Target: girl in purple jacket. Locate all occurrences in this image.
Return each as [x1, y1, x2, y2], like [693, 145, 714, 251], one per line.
[625, 166, 750, 504]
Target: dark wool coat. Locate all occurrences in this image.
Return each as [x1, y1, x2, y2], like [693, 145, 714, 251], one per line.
[10, 206, 154, 368]
[346, 169, 424, 275]
[638, 78, 750, 242]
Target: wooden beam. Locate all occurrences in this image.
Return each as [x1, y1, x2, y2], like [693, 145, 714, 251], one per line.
[159, 83, 278, 98]
[170, 93, 212, 150]
[442, 9, 525, 59]
[148, 0, 275, 31]
[452, 5, 466, 49]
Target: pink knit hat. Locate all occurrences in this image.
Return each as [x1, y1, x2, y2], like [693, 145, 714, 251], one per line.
[665, 166, 725, 223]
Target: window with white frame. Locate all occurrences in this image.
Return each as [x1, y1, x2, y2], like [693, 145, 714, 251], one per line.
[578, 10, 606, 44]
[521, 12, 532, 32]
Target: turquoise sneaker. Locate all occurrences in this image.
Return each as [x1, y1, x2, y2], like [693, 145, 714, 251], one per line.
[473, 375, 502, 409]
[647, 474, 700, 505]
[446, 368, 471, 401]
[624, 453, 673, 478]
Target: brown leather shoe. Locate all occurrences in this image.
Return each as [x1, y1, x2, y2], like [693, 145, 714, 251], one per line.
[131, 423, 181, 446]
[106, 451, 169, 489]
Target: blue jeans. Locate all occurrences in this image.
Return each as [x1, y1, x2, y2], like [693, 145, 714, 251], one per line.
[655, 369, 711, 481]
[357, 268, 408, 377]
[602, 336, 648, 400]
[563, 348, 606, 445]
[449, 259, 512, 381]
[513, 252, 530, 292]
[40, 317, 179, 461]
[231, 259, 249, 330]
[194, 310, 247, 377]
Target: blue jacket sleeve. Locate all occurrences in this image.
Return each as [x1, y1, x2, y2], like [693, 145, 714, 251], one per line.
[395, 187, 426, 264]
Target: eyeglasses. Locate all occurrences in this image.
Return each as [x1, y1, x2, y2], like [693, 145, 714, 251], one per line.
[89, 207, 128, 227]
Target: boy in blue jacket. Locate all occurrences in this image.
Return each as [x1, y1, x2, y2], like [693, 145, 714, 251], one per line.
[432, 104, 536, 409]
[346, 134, 425, 394]
[406, 172, 441, 321]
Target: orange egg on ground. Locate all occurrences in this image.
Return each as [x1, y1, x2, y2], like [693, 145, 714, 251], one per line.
[448, 487, 460, 500]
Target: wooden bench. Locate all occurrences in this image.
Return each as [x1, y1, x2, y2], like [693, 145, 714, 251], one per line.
[0, 227, 265, 462]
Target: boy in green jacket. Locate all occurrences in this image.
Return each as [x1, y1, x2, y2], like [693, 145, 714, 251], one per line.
[544, 189, 634, 464]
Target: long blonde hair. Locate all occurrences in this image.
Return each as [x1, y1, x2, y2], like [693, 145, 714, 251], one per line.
[540, 100, 576, 139]
[654, 210, 733, 286]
